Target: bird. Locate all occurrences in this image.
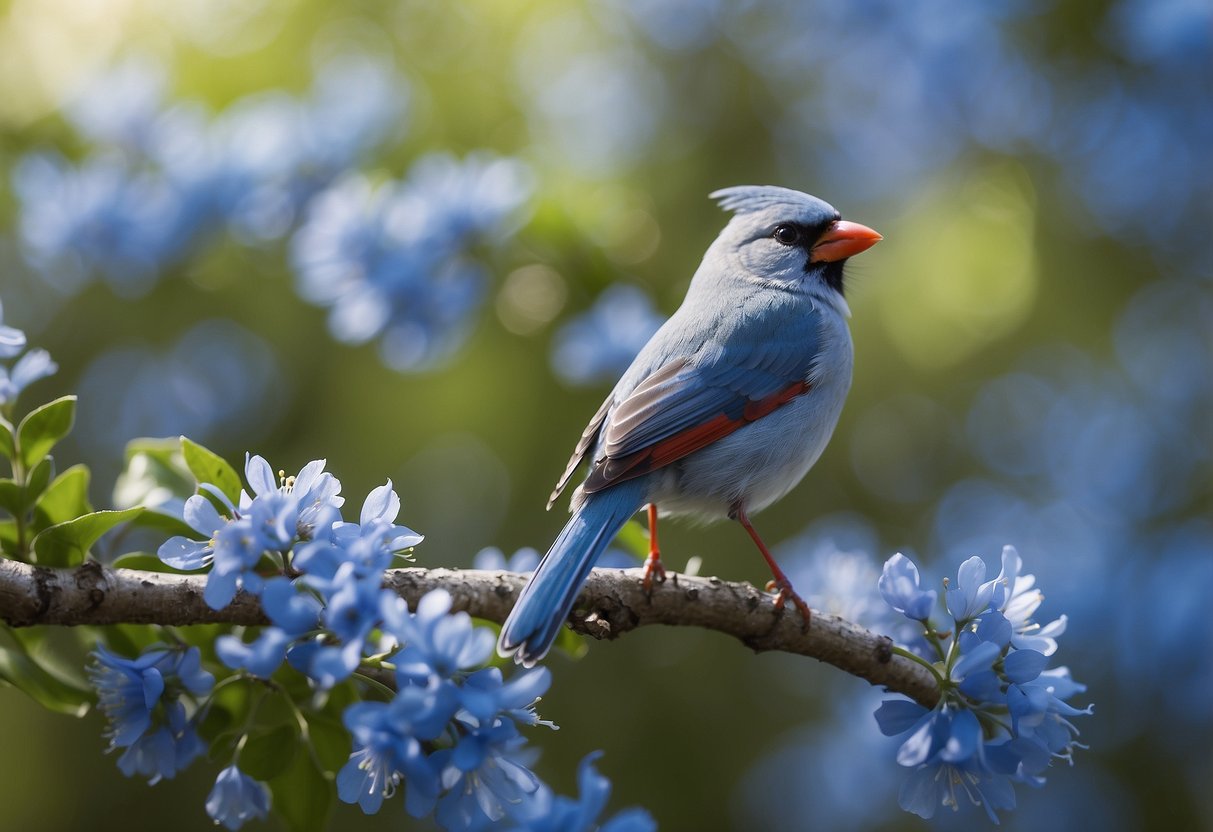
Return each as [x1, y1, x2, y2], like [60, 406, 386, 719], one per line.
[498, 185, 881, 666]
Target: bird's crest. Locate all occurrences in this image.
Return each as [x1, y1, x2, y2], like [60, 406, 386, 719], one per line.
[710, 185, 825, 216]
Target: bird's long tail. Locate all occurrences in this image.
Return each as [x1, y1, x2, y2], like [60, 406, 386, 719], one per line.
[498, 481, 645, 666]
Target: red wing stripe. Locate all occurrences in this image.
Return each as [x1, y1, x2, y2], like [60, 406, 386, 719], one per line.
[582, 380, 810, 493]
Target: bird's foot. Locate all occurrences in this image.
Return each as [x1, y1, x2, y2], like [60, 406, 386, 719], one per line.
[642, 552, 668, 594]
[766, 579, 812, 631]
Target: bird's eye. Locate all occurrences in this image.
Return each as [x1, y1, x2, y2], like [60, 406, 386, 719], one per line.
[773, 225, 800, 246]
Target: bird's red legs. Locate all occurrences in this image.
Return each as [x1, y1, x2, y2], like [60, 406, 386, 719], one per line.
[642, 503, 668, 593]
[731, 503, 812, 630]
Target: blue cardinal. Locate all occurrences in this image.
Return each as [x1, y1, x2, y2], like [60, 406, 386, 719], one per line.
[499, 186, 882, 665]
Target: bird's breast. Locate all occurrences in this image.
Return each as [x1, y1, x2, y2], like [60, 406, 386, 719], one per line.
[648, 327, 852, 521]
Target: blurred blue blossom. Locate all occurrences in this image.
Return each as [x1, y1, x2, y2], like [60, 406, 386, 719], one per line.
[12, 152, 188, 296]
[514, 21, 668, 175]
[13, 50, 409, 294]
[473, 546, 542, 572]
[605, 0, 1212, 268]
[0, 299, 28, 358]
[74, 319, 282, 464]
[0, 299, 57, 408]
[64, 54, 169, 150]
[550, 285, 663, 386]
[205, 765, 272, 831]
[290, 153, 533, 372]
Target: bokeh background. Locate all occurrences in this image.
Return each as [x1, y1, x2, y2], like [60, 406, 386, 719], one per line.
[0, 0, 1210, 830]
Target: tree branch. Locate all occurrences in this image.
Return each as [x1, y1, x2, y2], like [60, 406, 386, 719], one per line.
[0, 559, 940, 707]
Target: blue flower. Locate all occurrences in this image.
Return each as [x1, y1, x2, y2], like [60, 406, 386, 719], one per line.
[992, 546, 1068, 655]
[945, 555, 1000, 623]
[294, 480, 422, 583]
[215, 628, 293, 679]
[897, 751, 1017, 823]
[89, 646, 213, 784]
[0, 299, 28, 359]
[337, 682, 458, 816]
[158, 453, 345, 609]
[304, 53, 407, 172]
[0, 348, 57, 407]
[505, 752, 656, 832]
[436, 718, 542, 830]
[286, 566, 392, 688]
[458, 666, 554, 729]
[158, 493, 228, 570]
[74, 320, 283, 464]
[115, 701, 207, 785]
[550, 285, 664, 387]
[12, 151, 189, 296]
[290, 153, 532, 373]
[203, 517, 274, 609]
[878, 553, 937, 621]
[89, 646, 213, 745]
[0, 299, 57, 406]
[238, 454, 345, 546]
[385, 590, 496, 683]
[205, 766, 271, 830]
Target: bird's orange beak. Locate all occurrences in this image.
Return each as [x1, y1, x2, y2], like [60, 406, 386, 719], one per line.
[809, 220, 882, 263]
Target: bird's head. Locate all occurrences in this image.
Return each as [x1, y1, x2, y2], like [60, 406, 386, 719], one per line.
[708, 185, 881, 303]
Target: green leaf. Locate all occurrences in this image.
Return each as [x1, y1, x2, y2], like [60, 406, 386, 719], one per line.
[306, 712, 351, 773]
[114, 438, 195, 511]
[0, 479, 20, 516]
[181, 437, 242, 504]
[16, 396, 76, 471]
[0, 458, 57, 521]
[0, 645, 92, 717]
[111, 552, 181, 572]
[127, 508, 195, 539]
[123, 436, 184, 468]
[269, 748, 332, 832]
[25, 456, 54, 505]
[0, 417, 14, 460]
[239, 724, 299, 781]
[32, 464, 91, 534]
[0, 519, 17, 556]
[31, 507, 143, 567]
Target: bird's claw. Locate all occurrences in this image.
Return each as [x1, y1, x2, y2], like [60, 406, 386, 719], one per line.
[769, 580, 812, 631]
[642, 552, 668, 595]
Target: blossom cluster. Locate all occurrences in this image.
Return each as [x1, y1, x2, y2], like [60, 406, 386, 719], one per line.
[13, 53, 405, 298]
[875, 546, 1091, 823]
[86, 452, 652, 831]
[87, 645, 214, 785]
[0, 299, 56, 409]
[13, 53, 534, 375]
[289, 153, 533, 371]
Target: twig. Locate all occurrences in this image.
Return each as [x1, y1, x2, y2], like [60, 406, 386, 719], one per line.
[0, 559, 939, 707]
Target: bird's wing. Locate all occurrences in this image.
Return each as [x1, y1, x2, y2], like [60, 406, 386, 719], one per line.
[582, 312, 823, 494]
[547, 393, 614, 509]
